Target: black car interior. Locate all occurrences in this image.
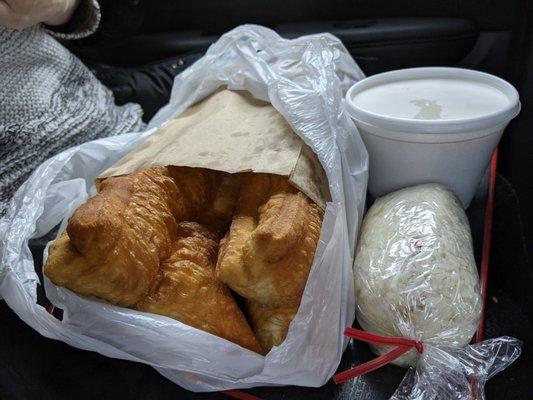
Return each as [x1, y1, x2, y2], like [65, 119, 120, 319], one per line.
[1, 1, 531, 399]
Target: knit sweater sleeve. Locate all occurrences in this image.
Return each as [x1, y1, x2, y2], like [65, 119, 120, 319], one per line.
[44, 0, 101, 40]
[0, 24, 145, 216]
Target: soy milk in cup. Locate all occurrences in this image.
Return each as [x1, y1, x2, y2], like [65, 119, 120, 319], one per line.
[345, 67, 520, 207]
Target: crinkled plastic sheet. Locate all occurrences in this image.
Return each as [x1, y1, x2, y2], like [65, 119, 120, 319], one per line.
[392, 337, 522, 400]
[0, 25, 368, 391]
[353, 184, 521, 399]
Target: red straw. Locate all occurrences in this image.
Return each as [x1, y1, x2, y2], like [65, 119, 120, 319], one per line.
[471, 149, 498, 400]
[475, 149, 498, 343]
[221, 390, 264, 400]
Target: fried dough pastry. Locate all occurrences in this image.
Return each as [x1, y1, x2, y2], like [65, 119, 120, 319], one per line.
[55, 166, 220, 306]
[216, 173, 324, 306]
[68, 166, 219, 262]
[44, 166, 323, 354]
[45, 224, 263, 353]
[136, 222, 262, 353]
[44, 231, 144, 305]
[246, 300, 299, 351]
[198, 173, 242, 233]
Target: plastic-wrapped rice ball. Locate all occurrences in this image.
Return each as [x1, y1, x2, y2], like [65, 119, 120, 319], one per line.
[353, 183, 482, 366]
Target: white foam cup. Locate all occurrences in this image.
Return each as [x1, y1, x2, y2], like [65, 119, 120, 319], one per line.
[345, 67, 520, 207]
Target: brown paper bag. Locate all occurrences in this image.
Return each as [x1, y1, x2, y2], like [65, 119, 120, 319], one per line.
[99, 89, 330, 208]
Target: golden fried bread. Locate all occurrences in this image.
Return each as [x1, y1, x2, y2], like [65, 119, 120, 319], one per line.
[46, 224, 263, 353]
[216, 173, 324, 306]
[198, 173, 242, 233]
[167, 166, 222, 220]
[44, 166, 323, 354]
[63, 167, 222, 305]
[45, 231, 162, 306]
[68, 167, 219, 263]
[136, 222, 263, 354]
[247, 301, 299, 352]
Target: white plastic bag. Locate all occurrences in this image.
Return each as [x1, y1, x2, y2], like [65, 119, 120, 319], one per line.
[0, 25, 368, 391]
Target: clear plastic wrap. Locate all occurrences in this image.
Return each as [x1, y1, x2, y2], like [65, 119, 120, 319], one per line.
[392, 337, 522, 400]
[0, 25, 368, 391]
[353, 183, 521, 398]
[355, 183, 482, 366]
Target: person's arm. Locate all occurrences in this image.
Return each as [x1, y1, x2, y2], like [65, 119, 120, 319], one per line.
[0, 0, 101, 39]
[44, 0, 100, 39]
[0, 0, 79, 28]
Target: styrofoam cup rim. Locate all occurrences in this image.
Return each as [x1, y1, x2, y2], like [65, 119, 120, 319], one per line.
[345, 67, 521, 137]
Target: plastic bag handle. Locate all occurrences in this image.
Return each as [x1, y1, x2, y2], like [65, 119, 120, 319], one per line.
[333, 328, 424, 384]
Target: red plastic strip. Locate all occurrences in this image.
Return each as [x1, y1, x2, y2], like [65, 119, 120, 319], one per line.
[343, 327, 424, 354]
[46, 304, 55, 315]
[333, 345, 411, 384]
[332, 328, 424, 384]
[475, 149, 498, 343]
[471, 149, 498, 400]
[221, 390, 264, 400]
